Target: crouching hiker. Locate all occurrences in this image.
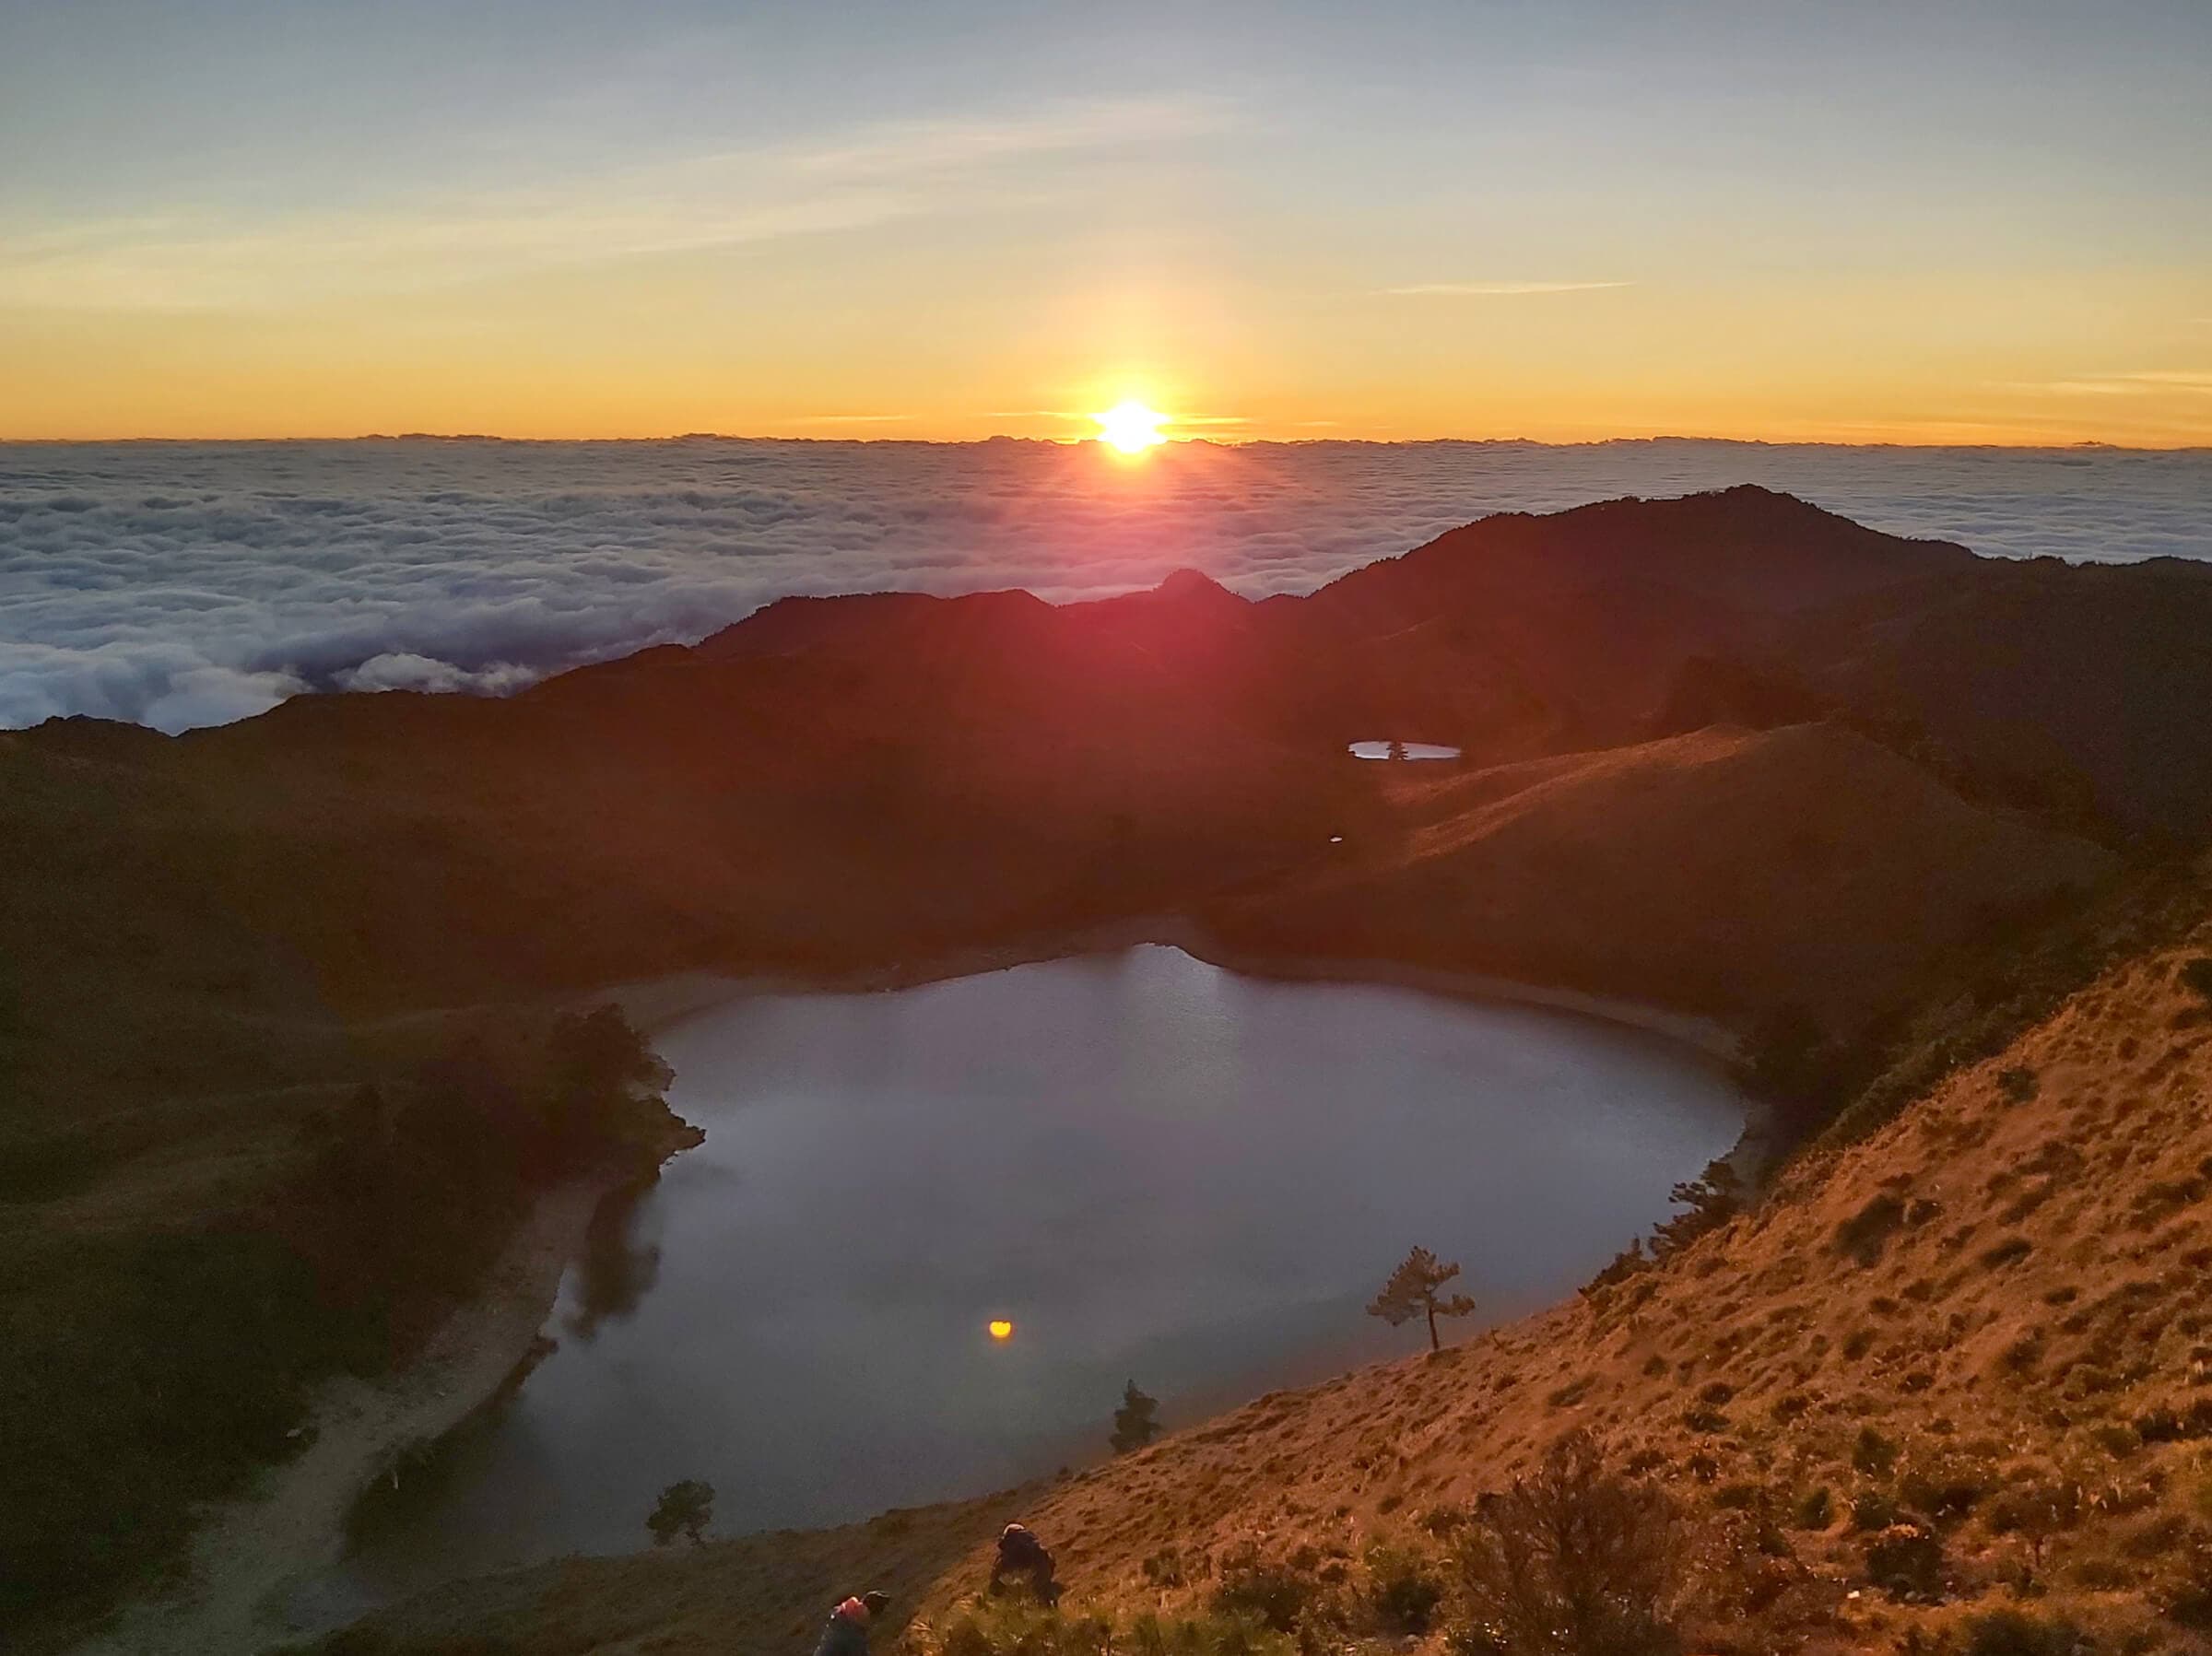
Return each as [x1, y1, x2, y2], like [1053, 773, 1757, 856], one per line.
[815, 1590, 890, 1656]
[988, 1522, 1061, 1606]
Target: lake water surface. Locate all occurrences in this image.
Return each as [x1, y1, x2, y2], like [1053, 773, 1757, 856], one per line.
[330, 945, 1743, 1605]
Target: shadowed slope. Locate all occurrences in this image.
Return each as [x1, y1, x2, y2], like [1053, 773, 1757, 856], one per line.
[1228, 724, 2118, 1030]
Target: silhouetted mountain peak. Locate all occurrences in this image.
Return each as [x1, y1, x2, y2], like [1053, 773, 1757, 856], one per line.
[1151, 568, 1243, 605]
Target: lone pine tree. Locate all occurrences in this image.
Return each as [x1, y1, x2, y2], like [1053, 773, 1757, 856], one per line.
[646, 1478, 715, 1546]
[1367, 1246, 1477, 1351]
[1110, 1379, 1162, 1453]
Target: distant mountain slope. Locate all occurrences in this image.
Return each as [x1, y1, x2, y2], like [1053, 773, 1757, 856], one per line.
[1787, 556, 2212, 839]
[10, 485, 2197, 1125]
[1227, 723, 2117, 1031]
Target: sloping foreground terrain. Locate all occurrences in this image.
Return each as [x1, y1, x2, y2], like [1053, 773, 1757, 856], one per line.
[324, 889, 2212, 1655]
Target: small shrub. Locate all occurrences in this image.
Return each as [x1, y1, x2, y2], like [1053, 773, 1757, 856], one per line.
[1983, 1479, 2083, 1564]
[1545, 1376, 1595, 1409]
[1864, 1521, 1946, 1599]
[1995, 1068, 2041, 1105]
[2180, 956, 2212, 1004]
[2136, 1405, 2187, 1443]
[2120, 1512, 2190, 1560]
[2091, 1421, 2144, 1459]
[1964, 1608, 2089, 1655]
[1852, 1491, 1900, 1533]
[2000, 1331, 2045, 1375]
[1853, 1426, 1900, 1476]
[1900, 1451, 1994, 1523]
[930, 1603, 1293, 1656]
[1418, 1502, 1471, 1538]
[1792, 1486, 1833, 1530]
[1363, 1542, 1445, 1634]
[1210, 1547, 1314, 1634]
[1452, 1431, 1683, 1656]
[2162, 1533, 2212, 1629]
[1981, 1235, 2035, 1271]
[1836, 1193, 1908, 1265]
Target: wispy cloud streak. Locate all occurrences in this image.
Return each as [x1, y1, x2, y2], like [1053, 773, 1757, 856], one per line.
[0, 97, 1232, 311]
[1382, 280, 1632, 297]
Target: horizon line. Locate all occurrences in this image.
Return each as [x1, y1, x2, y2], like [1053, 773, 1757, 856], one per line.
[4, 431, 2208, 454]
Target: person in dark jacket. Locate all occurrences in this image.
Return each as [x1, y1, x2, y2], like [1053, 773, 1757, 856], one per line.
[989, 1522, 1060, 1605]
[815, 1590, 889, 1656]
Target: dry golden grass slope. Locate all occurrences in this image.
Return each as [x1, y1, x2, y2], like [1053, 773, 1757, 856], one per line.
[335, 888, 2212, 1656]
[1264, 723, 2119, 1031]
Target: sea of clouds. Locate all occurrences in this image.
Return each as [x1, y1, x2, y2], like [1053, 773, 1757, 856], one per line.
[3, 437, 2207, 733]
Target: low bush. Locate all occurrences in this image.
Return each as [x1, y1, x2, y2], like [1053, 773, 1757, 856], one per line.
[1983, 1478, 2083, 1566]
[1792, 1486, 1834, 1530]
[1899, 1450, 1994, 1524]
[1852, 1490, 1900, 1533]
[1451, 1431, 1683, 1656]
[1853, 1426, 1900, 1476]
[1864, 1521, 1947, 1599]
[1209, 1546, 1316, 1634]
[1362, 1542, 1445, 1634]
[1836, 1193, 1909, 1265]
[924, 1601, 1294, 1656]
[1963, 1608, 2090, 1655]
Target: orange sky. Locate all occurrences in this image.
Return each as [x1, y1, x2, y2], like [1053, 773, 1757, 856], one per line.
[4, 5, 2207, 446]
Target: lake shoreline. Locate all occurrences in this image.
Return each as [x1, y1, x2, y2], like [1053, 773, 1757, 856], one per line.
[611, 915, 1746, 1064]
[73, 1172, 633, 1656]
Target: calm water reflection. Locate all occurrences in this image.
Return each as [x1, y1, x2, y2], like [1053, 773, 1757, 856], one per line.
[333, 945, 1742, 1603]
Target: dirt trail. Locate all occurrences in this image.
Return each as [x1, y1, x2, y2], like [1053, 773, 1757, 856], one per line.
[75, 1178, 614, 1656]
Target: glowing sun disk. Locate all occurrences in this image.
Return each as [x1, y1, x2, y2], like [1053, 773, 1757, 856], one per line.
[987, 1318, 1015, 1341]
[1093, 400, 1168, 453]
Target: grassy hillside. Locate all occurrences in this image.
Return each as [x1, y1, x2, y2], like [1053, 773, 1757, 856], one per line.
[1223, 723, 2117, 1036]
[327, 877, 2212, 1655]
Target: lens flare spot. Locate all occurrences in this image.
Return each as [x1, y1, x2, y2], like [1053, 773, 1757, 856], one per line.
[987, 1318, 1016, 1341]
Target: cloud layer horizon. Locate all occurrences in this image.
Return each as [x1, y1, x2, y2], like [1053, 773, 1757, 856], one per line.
[4, 438, 2207, 734]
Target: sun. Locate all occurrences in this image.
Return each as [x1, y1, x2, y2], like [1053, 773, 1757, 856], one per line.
[1092, 399, 1168, 454]
[987, 1318, 1015, 1341]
